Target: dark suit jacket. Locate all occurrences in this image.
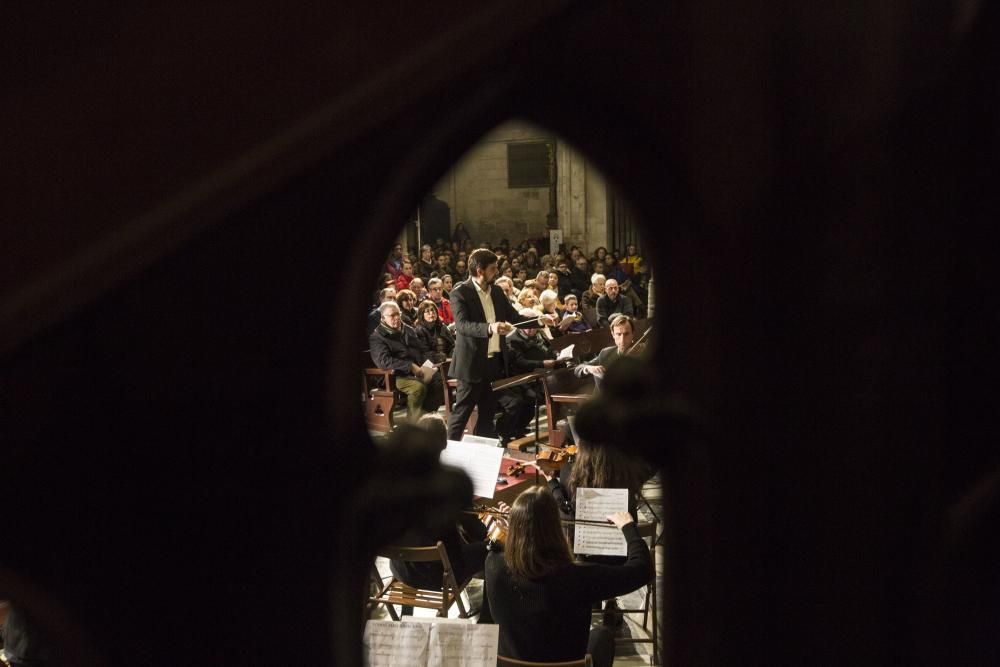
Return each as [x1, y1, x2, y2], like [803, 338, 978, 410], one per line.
[448, 278, 523, 382]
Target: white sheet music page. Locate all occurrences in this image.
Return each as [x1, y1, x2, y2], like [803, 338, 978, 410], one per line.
[573, 487, 629, 557]
[427, 622, 499, 667]
[556, 343, 575, 361]
[441, 438, 505, 499]
[363, 620, 429, 666]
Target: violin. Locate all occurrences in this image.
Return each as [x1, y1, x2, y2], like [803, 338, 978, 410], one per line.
[473, 503, 509, 548]
[535, 445, 578, 471]
[506, 462, 526, 477]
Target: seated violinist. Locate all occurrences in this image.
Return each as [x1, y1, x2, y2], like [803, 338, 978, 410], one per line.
[494, 309, 561, 444]
[574, 314, 634, 390]
[485, 486, 651, 667]
[387, 415, 494, 621]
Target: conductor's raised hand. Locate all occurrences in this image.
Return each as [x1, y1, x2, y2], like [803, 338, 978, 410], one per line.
[607, 512, 635, 529]
[494, 321, 514, 336]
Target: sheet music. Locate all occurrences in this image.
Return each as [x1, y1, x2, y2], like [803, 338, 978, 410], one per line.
[441, 439, 505, 499]
[363, 620, 430, 666]
[573, 487, 629, 557]
[422, 358, 435, 369]
[556, 344, 575, 361]
[427, 623, 499, 667]
[364, 620, 499, 667]
[459, 434, 499, 448]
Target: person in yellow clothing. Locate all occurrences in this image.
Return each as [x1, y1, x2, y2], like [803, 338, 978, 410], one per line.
[620, 243, 644, 277]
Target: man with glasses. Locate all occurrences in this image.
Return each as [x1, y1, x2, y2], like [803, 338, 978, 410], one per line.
[369, 301, 442, 421]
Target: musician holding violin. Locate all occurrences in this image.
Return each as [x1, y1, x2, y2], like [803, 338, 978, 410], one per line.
[494, 308, 566, 444]
[484, 486, 652, 667]
[574, 314, 636, 389]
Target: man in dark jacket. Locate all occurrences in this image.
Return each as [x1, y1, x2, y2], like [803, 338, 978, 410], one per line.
[595, 278, 634, 327]
[369, 301, 442, 420]
[447, 249, 554, 441]
[496, 309, 561, 442]
[568, 256, 591, 298]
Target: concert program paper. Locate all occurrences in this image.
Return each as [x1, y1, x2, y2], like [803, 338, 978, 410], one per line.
[441, 438, 505, 499]
[363, 620, 499, 667]
[573, 487, 629, 557]
[556, 343, 574, 361]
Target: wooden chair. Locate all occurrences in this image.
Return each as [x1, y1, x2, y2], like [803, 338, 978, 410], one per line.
[602, 520, 660, 665]
[362, 350, 411, 433]
[497, 656, 592, 666]
[368, 541, 472, 620]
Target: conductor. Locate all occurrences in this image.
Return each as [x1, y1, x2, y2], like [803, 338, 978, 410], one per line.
[447, 248, 554, 441]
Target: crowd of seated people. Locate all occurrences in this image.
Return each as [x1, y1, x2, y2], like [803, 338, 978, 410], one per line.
[369, 233, 651, 339]
[364, 231, 652, 438]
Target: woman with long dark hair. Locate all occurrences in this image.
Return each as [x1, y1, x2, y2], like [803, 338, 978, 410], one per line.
[485, 486, 651, 666]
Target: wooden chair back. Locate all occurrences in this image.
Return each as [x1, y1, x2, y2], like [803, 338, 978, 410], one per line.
[497, 655, 592, 666]
[369, 541, 471, 620]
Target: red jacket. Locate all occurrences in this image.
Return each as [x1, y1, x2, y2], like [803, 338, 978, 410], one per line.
[435, 297, 454, 324]
[394, 273, 413, 291]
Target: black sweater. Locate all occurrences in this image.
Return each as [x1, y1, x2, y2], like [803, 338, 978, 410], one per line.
[485, 523, 652, 662]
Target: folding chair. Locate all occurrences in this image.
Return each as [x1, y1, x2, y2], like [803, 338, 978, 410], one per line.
[368, 541, 472, 620]
[598, 520, 660, 665]
[497, 656, 592, 667]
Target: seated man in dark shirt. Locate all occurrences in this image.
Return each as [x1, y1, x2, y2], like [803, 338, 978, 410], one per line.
[495, 308, 561, 444]
[369, 301, 442, 421]
[595, 278, 634, 328]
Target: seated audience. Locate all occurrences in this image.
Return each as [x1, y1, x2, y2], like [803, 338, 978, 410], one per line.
[367, 286, 397, 334]
[369, 301, 442, 420]
[426, 277, 454, 325]
[557, 294, 592, 334]
[596, 278, 634, 327]
[414, 299, 455, 363]
[394, 260, 415, 291]
[582, 273, 606, 311]
[395, 289, 419, 326]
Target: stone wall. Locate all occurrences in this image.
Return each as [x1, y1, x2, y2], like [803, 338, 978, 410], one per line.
[431, 119, 609, 253]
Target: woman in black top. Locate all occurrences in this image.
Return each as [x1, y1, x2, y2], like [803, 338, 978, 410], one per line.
[414, 300, 455, 363]
[485, 486, 651, 667]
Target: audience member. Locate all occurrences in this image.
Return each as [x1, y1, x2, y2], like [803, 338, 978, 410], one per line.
[394, 260, 415, 291]
[367, 286, 397, 333]
[395, 289, 419, 326]
[369, 301, 442, 421]
[414, 300, 455, 363]
[596, 278, 633, 327]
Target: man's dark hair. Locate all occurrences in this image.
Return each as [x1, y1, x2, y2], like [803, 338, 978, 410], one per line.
[466, 249, 498, 277]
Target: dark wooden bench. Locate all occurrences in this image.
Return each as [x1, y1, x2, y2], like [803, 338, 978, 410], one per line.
[541, 365, 595, 448]
[362, 351, 403, 433]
